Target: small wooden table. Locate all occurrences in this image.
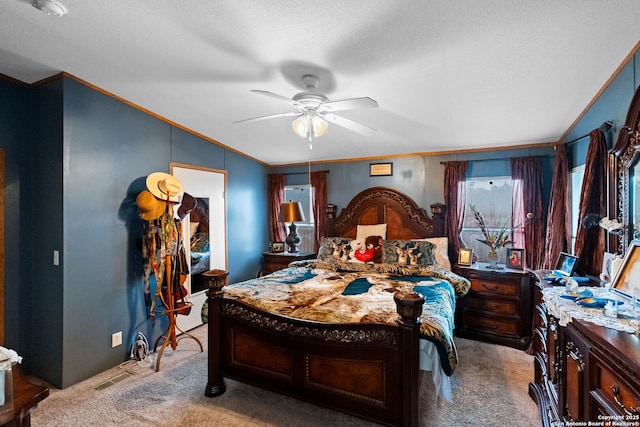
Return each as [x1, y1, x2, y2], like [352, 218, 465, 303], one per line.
[259, 251, 315, 277]
[0, 363, 49, 427]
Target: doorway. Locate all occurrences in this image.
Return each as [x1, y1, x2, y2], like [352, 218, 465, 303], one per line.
[170, 163, 227, 332]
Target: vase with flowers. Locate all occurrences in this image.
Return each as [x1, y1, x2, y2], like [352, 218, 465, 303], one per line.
[470, 204, 533, 270]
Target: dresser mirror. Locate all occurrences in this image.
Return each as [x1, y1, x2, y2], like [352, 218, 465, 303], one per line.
[610, 85, 640, 255]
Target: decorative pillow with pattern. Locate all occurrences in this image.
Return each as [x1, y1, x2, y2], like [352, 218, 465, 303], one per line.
[191, 232, 209, 253]
[412, 237, 451, 270]
[317, 237, 353, 263]
[381, 239, 435, 267]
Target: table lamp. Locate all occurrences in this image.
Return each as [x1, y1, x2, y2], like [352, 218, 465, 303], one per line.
[278, 202, 305, 253]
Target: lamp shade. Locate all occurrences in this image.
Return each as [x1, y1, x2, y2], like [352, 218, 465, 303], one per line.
[292, 115, 309, 137]
[278, 202, 305, 223]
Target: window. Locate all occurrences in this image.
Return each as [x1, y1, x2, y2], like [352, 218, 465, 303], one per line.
[461, 176, 512, 261]
[284, 185, 315, 252]
[570, 165, 585, 253]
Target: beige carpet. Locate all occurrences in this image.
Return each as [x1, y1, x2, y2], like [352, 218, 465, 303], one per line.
[30, 325, 539, 426]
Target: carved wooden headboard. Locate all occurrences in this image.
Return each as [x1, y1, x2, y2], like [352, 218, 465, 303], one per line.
[325, 187, 445, 240]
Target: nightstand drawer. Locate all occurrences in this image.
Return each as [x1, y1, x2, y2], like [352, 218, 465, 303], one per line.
[462, 312, 520, 335]
[469, 278, 517, 296]
[463, 297, 518, 315]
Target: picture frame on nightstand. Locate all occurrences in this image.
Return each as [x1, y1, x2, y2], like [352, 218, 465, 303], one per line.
[506, 248, 524, 270]
[271, 241, 285, 253]
[458, 248, 473, 266]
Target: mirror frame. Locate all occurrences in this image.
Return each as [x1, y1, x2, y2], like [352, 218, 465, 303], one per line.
[610, 85, 640, 255]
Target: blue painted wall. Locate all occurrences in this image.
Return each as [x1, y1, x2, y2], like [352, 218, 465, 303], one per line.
[0, 79, 36, 367]
[0, 76, 269, 387]
[568, 53, 640, 167]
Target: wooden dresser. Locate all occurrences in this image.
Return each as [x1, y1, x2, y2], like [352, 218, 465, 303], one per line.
[529, 270, 640, 425]
[259, 251, 316, 277]
[453, 263, 533, 350]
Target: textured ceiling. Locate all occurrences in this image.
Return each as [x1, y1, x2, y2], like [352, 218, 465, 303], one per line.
[1, 0, 640, 165]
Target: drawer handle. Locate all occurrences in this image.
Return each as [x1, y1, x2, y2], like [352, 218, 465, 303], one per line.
[611, 385, 640, 416]
[481, 282, 500, 291]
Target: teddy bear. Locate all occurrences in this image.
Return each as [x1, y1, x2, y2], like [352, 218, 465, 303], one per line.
[354, 235, 383, 263]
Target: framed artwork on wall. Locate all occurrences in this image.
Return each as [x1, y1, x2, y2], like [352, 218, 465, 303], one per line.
[506, 248, 524, 270]
[458, 248, 473, 266]
[369, 162, 393, 176]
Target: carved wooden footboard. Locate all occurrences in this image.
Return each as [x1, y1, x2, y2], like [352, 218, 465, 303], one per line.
[205, 273, 425, 427]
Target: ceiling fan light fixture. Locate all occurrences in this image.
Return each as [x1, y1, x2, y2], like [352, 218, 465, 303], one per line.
[311, 115, 328, 137]
[32, 0, 68, 16]
[292, 115, 309, 137]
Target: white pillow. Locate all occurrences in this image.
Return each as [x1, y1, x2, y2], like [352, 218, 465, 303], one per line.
[413, 237, 451, 270]
[356, 223, 387, 241]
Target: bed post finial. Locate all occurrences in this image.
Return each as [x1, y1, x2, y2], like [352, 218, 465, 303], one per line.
[203, 269, 229, 397]
[430, 203, 446, 236]
[394, 292, 424, 325]
[325, 203, 337, 236]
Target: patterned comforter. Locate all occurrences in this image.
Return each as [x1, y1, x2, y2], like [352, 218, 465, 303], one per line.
[223, 259, 470, 375]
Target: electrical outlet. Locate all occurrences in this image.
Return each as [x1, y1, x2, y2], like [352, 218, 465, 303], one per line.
[111, 331, 122, 348]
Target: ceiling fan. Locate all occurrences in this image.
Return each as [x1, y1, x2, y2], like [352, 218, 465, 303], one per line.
[234, 74, 378, 149]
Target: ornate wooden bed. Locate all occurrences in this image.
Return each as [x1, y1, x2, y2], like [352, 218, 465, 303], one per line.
[204, 187, 449, 427]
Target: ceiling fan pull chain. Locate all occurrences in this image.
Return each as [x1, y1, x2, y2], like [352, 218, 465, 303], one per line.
[308, 131, 313, 150]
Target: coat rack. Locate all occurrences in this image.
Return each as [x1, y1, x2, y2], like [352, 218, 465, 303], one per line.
[138, 172, 203, 372]
[151, 207, 203, 372]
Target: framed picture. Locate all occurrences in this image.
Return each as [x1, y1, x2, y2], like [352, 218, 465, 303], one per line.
[554, 251, 578, 276]
[458, 248, 473, 266]
[271, 241, 285, 253]
[506, 248, 524, 270]
[612, 240, 640, 299]
[369, 162, 393, 176]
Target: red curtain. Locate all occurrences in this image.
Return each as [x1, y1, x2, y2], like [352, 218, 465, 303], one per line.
[511, 156, 545, 269]
[310, 171, 328, 253]
[544, 144, 571, 269]
[574, 129, 608, 276]
[443, 161, 469, 262]
[268, 174, 287, 243]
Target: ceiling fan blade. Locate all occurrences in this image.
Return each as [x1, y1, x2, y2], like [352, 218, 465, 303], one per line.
[234, 111, 301, 124]
[321, 113, 377, 135]
[251, 90, 301, 107]
[319, 97, 378, 112]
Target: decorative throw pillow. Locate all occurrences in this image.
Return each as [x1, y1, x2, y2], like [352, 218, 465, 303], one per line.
[190, 232, 209, 253]
[382, 239, 435, 267]
[317, 237, 353, 263]
[413, 237, 451, 269]
[356, 224, 387, 241]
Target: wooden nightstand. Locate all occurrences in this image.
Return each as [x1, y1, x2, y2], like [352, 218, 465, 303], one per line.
[259, 251, 316, 277]
[452, 262, 533, 350]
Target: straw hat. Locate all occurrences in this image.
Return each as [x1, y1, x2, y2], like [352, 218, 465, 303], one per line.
[136, 190, 166, 220]
[146, 172, 183, 203]
[178, 192, 198, 220]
